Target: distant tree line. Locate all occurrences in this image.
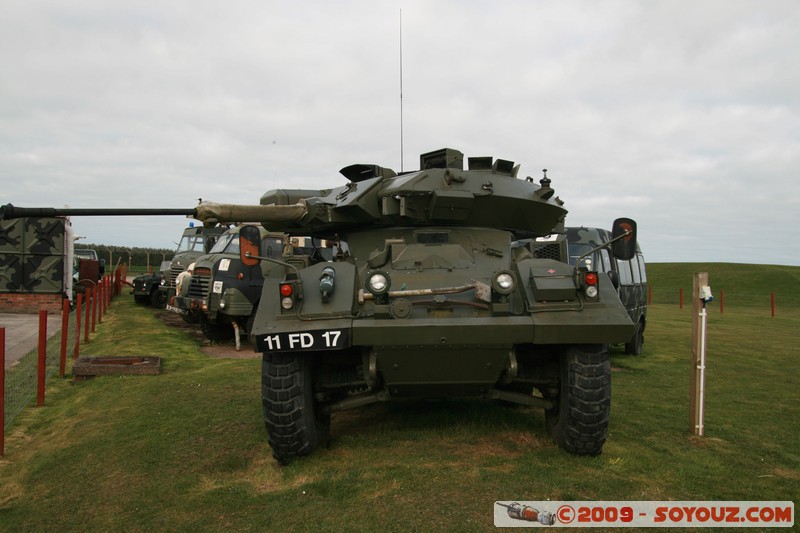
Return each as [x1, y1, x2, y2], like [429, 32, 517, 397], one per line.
[75, 243, 174, 271]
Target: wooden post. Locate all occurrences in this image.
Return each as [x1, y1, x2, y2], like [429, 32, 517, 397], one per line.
[771, 292, 775, 318]
[679, 288, 684, 309]
[719, 289, 724, 314]
[690, 272, 709, 436]
[59, 298, 69, 378]
[37, 309, 47, 407]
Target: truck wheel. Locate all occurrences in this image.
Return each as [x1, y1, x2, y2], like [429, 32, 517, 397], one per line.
[134, 295, 148, 305]
[262, 353, 330, 464]
[149, 288, 166, 309]
[625, 320, 644, 356]
[545, 344, 610, 456]
[181, 311, 200, 324]
[199, 315, 234, 342]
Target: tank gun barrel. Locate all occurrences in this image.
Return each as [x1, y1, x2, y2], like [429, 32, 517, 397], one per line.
[0, 202, 309, 226]
[194, 201, 308, 225]
[1, 203, 197, 220]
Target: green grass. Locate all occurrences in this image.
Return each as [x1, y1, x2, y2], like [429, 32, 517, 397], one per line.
[1, 269, 798, 532]
[648, 262, 800, 300]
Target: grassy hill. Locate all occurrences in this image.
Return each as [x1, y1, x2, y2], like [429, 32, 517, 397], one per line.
[647, 263, 800, 306]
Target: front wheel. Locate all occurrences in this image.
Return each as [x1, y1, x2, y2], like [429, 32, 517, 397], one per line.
[262, 353, 330, 464]
[545, 344, 611, 456]
[199, 315, 235, 342]
[150, 288, 166, 309]
[625, 320, 644, 356]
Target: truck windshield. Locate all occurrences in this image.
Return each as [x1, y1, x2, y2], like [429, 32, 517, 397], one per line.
[176, 235, 205, 253]
[209, 234, 235, 254]
[263, 238, 285, 258]
[568, 243, 595, 267]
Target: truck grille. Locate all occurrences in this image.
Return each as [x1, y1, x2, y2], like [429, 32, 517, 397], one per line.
[167, 265, 183, 288]
[532, 242, 562, 261]
[188, 273, 211, 299]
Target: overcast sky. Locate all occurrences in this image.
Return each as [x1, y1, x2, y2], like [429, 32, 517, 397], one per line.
[2, 1, 798, 265]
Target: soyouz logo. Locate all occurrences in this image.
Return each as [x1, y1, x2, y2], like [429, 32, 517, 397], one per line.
[494, 501, 794, 528]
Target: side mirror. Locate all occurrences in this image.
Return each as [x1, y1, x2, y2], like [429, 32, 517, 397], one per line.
[611, 218, 637, 261]
[239, 225, 262, 267]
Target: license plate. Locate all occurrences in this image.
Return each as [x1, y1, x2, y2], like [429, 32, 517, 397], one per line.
[256, 329, 350, 352]
[166, 304, 187, 315]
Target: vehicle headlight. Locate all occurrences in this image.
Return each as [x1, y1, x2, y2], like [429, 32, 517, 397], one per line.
[366, 271, 390, 296]
[492, 270, 516, 295]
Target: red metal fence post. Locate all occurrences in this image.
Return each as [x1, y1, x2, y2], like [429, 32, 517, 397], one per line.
[91, 285, 98, 333]
[74, 293, 82, 359]
[1, 327, 5, 456]
[97, 281, 103, 325]
[37, 309, 47, 407]
[771, 292, 775, 318]
[679, 288, 684, 309]
[103, 276, 109, 313]
[84, 287, 92, 343]
[59, 298, 69, 378]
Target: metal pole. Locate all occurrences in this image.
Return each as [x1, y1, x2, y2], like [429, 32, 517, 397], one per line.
[697, 301, 707, 436]
[1, 327, 5, 456]
[690, 272, 709, 436]
[84, 288, 91, 343]
[74, 293, 82, 359]
[37, 309, 47, 407]
[59, 298, 69, 378]
[91, 284, 98, 332]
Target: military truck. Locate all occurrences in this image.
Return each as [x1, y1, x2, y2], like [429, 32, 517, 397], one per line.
[160, 224, 226, 317]
[172, 225, 286, 342]
[1, 148, 639, 465]
[566, 226, 647, 355]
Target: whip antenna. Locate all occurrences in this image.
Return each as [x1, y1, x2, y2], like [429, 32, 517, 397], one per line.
[399, 9, 404, 172]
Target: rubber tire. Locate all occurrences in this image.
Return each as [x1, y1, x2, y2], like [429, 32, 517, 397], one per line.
[181, 311, 200, 324]
[134, 295, 148, 305]
[545, 344, 611, 456]
[262, 353, 330, 465]
[149, 288, 166, 309]
[199, 315, 235, 342]
[625, 321, 644, 356]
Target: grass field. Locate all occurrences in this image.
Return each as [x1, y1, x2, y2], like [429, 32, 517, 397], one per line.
[0, 264, 798, 531]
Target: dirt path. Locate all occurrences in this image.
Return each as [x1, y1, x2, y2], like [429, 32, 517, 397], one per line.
[154, 310, 260, 359]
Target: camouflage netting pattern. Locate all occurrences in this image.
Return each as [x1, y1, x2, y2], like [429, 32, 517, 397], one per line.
[0, 217, 65, 293]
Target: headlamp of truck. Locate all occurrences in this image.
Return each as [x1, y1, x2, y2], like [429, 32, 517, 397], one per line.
[366, 271, 390, 296]
[492, 270, 516, 295]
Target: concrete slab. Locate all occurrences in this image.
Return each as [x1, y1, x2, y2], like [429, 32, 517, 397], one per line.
[0, 313, 63, 370]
